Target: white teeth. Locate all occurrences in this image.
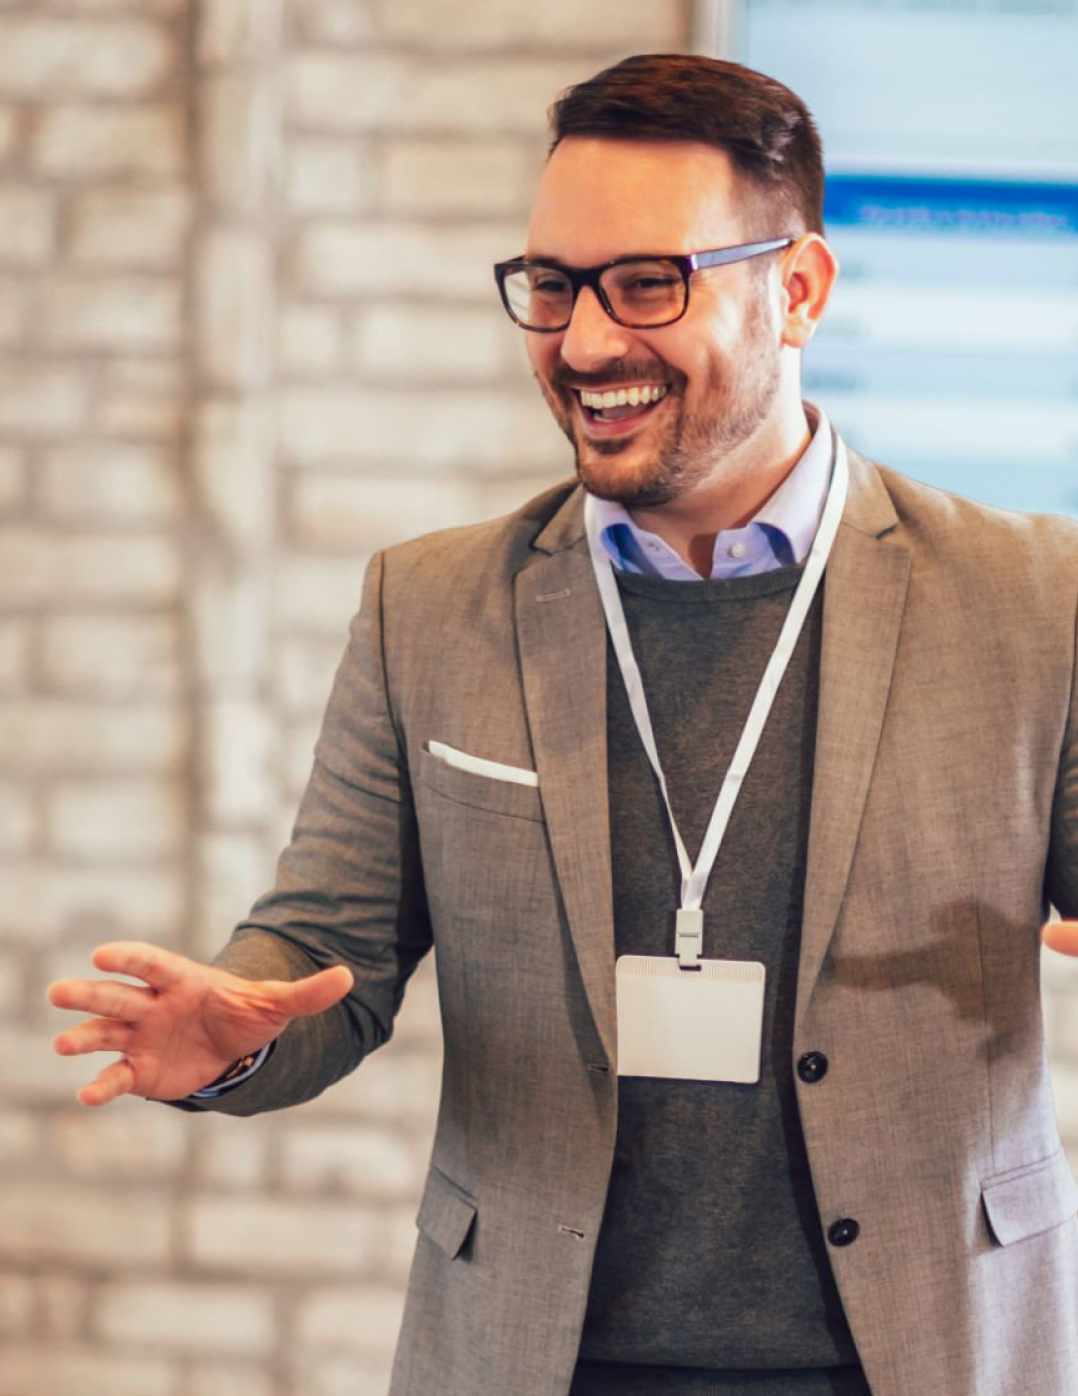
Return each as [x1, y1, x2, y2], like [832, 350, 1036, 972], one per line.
[579, 384, 667, 410]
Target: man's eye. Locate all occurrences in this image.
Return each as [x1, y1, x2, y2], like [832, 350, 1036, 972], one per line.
[532, 275, 570, 296]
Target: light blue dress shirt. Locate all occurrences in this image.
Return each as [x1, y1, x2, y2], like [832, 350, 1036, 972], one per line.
[590, 404, 834, 580]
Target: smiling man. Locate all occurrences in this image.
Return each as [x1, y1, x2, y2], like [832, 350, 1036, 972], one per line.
[48, 54, 1078, 1396]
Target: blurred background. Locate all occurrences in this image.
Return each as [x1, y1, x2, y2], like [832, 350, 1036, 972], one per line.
[2, 1, 1076, 1394]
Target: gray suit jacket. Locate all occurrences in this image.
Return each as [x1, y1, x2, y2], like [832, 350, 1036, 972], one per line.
[210, 446, 1078, 1396]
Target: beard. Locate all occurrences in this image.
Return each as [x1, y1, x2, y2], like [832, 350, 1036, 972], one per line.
[537, 302, 783, 509]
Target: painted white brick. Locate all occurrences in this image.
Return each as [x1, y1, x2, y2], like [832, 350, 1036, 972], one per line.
[201, 72, 278, 214]
[4, 1027, 118, 1106]
[185, 1196, 384, 1275]
[0, 1182, 173, 1265]
[299, 1348, 395, 1396]
[96, 385, 185, 441]
[289, 471, 479, 551]
[196, 229, 275, 387]
[0, 1345, 174, 1396]
[279, 1123, 425, 1200]
[383, 138, 533, 217]
[95, 1281, 275, 1353]
[293, 221, 514, 300]
[0, 444, 25, 507]
[69, 190, 193, 268]
[477, 470, 565, 521]
[42, 614, 181, 698]
[286, 138, 372, 215]
[191, 1111, 272, 1190]
[40, 444, 181, 525]
[0, 1113, 39, 1167]
[0, 274, 29, 347]
[0, 862, 184, 946]
[193, 830, 275, 961]
[0, 1271, 34, 1336]
[349, 304, 508, 380]
[0, 951, 21, 1017]
[274, 553, 366, 637]
[0, 699, 185, 775]
[294, 0, 375, 45]
[107, 355, 186, 400]
[278, 303, 343, 377]
[198, 0, 282, 65]
[0, 105, 17, 159]
[287, 53, 410, 133]
[38, 1273, 87, 1341]
[0, 18, 175, 97]
[45, 778, 186, 860]
[52, 1105, 187, 1179]
[294, 1284, 405, 1350]
[200, 699, 276, 826]
[0, 528, 180, 605]
[0, 364, 89, 436]
[191, 566, 271, 688]
[188, 1362, 276, 1396]
[0, 187, 54, 265]
[42, 273, 182, 352]
[194, 398, 275, 553]
[0, 782, 35, 853]
[278, 383, 564, 471]
[34, 105, 186, 179]
[374, 0, 683, 48]
[275, 636, 342, 717]
[0, 618, 30, 692]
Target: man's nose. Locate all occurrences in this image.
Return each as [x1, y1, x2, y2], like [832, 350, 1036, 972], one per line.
[558, 285, 635, 369]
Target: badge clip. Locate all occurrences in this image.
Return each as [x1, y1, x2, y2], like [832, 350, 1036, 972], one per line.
[675, 907, 703, 971]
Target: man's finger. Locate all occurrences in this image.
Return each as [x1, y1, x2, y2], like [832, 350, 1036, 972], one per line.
[1042, 920, 1078, 957]
[91, 940, 190, 991]
[55, 1017, 135, 1058]
[48, 977, 154, 1022]
[76, 1057, 136, 1108]
[277, 965, 354, 1020]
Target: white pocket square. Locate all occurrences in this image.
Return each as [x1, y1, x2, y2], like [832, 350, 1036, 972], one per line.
[427, 740, 539, 788]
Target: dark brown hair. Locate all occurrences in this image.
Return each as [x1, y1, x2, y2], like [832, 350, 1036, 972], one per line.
[549, 53, 824, 235]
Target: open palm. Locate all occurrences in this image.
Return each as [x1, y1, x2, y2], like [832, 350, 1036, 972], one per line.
[48, 940, 353, 1107]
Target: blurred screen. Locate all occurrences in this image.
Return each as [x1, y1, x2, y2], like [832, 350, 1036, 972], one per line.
[715, 0, 1078, 516]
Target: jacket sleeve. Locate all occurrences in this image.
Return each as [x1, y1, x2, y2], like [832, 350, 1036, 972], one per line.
[194, 550, 433, 1116]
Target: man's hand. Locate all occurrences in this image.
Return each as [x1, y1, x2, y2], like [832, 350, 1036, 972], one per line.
[47, 940, 354, 1107]
[1042, 921, 1078, 957]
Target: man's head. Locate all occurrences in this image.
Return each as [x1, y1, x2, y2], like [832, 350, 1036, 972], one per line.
[508, 54, 837, 517]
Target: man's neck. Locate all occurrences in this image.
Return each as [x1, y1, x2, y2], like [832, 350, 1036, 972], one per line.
[628, 417, 814, 579]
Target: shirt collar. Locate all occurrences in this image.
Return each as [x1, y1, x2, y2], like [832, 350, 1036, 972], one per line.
[591, 402, 834, 581]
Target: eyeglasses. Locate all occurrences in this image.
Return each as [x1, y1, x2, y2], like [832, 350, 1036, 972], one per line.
[493, 238, 794, 333]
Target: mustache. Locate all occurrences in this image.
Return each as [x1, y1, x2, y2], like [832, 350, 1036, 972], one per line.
[551, 360, 684, 392]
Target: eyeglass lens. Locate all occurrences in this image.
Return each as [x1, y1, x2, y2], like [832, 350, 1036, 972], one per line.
[503, 259, 686, 331]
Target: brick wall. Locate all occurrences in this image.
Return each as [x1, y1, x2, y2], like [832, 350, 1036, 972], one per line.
[1, 2, 691, 1394]
[3, 3, 1076, 1395]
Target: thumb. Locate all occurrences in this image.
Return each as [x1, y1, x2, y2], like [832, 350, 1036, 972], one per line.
[1042, 920, 1078, 957]
[276, 964, 354, 1019]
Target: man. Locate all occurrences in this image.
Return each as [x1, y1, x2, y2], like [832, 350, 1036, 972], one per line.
[49, 54, 1078, 1396]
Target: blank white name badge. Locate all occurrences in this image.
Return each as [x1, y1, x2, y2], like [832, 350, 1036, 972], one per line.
[616, 956, 766, 1084]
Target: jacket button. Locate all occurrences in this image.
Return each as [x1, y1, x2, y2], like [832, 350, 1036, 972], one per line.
[797, 1051, 829, 1083]
[827, 1218, 860, 1248]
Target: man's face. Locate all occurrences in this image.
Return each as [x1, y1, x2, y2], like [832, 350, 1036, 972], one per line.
[524, 138, 792, 509]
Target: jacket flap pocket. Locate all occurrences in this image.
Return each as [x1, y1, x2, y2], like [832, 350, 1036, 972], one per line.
[416, 1166, 477, 1259]
[982, 1150, 1078, 1246]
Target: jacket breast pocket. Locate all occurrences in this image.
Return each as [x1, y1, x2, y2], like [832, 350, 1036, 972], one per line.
[416, 1165, 477, 1260]
[981, 1149, 1078, 1246]
[415, 744, 544, 824]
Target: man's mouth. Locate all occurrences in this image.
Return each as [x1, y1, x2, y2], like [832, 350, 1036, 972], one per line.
[575, 383, 669, 424]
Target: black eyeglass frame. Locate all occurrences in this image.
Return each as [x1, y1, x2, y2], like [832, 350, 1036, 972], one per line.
[493, 237, 795, 332]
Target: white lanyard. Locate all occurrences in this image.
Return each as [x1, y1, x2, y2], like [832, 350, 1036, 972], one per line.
[584, 431, 849, 969]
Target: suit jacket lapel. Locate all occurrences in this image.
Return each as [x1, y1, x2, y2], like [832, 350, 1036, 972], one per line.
[515, 491, 616, 1065]
[797, 448, 912, 1018]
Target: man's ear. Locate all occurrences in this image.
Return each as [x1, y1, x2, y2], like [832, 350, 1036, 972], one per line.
[779, 233, 839, 349]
